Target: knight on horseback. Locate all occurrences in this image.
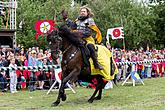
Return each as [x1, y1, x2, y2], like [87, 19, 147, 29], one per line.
[62, 6, 104, 70]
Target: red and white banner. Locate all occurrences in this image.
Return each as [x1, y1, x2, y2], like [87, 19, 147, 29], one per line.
[35, 20, 55, 40]
[106, 27, 124, 41]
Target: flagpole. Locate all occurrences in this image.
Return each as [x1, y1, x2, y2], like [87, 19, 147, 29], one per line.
[122, 38, 125, 51]
[121, 17, 126, 79]
[53, 0, 56, 22]
[121, 18, 125, 51]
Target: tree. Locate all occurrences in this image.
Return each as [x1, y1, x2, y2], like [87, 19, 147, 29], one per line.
[16, 0, 71, 48]
[15, 0, 163, 49]
[74, 0, 88, 5]
[88, 0, 156, 49]
[149, 2, 165, 48]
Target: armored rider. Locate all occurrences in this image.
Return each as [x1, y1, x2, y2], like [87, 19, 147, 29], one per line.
[62, 6, 103, 70]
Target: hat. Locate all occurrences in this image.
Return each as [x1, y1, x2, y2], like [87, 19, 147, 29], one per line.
[31, 50, 36, 54]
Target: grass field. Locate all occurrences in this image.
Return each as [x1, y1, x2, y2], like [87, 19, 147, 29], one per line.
[0, 78, 165, 110]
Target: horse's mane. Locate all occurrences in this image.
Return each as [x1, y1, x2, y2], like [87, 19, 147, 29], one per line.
[59, 25, 83, 46]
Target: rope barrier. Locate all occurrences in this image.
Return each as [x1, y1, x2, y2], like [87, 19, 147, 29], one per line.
[0, 59, 165, 71]
[0, 65, 60, 85]
[0, 59, 164, 86]
[116, 59, 165, 66]
[0, 65, 61, 71]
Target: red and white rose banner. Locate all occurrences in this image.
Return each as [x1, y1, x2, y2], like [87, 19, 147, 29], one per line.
[35, 20, 55, 40]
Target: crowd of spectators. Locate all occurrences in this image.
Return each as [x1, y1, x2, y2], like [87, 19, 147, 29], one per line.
[0, 44, 165, 93]
[111, 47, 165, 80]
[0, 45, 54, 93]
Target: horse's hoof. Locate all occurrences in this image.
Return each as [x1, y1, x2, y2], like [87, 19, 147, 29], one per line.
[88, 99, 93, 103]
[61, 94, 67, 101]
[51, 101, 60, 107]
[94, 96, 101, 100]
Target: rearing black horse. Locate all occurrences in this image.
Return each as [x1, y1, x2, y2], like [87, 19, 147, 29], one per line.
[47, 25, 116, 106]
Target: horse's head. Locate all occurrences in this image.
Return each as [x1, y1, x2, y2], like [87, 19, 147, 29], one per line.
[47, 30, 62, 64]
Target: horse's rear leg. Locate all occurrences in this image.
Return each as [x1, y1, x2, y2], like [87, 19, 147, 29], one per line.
[95, 77, 105, 100]
[94, 88, 102, 100]
[88, 76, 104, 103]
[94, 81, 105, 100]
[88, 86, 99, 103]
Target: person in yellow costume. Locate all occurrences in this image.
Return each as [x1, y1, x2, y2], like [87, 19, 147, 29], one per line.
[62, 6, 103, 70]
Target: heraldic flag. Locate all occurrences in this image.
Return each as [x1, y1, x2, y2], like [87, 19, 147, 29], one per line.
[35, 20, 55, 40]
[106, 27, 124, 42]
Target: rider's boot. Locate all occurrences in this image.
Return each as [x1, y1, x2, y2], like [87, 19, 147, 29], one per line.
[88, 44, 104, 70]
[91, 52, 104, 70]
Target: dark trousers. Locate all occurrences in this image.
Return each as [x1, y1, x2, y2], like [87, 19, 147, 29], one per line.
[0, 77, 7, 91]
[87, 44, 95, 54]
[29, 71, 36, 92]
[137, 69, 142, 79]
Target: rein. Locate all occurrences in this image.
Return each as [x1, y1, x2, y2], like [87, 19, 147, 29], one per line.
[62, 44, 72, 54]
[48, 28, 81, 69]
[63, 47, 80, 70]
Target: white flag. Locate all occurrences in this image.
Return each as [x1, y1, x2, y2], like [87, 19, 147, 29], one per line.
[106, 27, 124, 41]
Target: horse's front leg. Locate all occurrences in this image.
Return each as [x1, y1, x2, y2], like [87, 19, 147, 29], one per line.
[59, 80, 67, 101]
[51, 79, 66, 107]
[51, 69, 68, 107]
[52, 68, 80, 106]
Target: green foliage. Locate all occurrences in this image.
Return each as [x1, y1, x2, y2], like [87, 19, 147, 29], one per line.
[16, 0, 71, 49]
[14, 0, 165, 49]
[87, 0, 156, 49]
[149, 0, 165, 4]
[74, 0, 88, 5]
[150, 2, 165, 48]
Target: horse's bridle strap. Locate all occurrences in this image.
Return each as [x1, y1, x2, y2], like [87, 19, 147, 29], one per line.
[63, 44, 72, 54]
[63, 48, 79, 66]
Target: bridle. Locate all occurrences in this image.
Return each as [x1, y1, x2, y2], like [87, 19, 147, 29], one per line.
[47, 28, 80, 68]
[62, 44, 72, 54]
[48, 30, 62, 58]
